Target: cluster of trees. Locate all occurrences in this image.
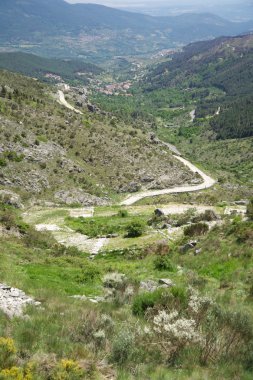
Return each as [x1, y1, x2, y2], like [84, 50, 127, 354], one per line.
[210, 96, 253, 139]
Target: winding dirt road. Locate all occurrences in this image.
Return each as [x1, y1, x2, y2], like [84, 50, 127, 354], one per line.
[55, 89, 215, 207]
[57, 90, 83, 115]
[121, 154, 216, 206]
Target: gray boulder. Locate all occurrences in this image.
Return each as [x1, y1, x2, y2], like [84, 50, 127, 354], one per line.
[180, 240, 198, 254]
[0, 190, 23, 208]
[154, 209, 164, 217]
[159, 279, 174, 287]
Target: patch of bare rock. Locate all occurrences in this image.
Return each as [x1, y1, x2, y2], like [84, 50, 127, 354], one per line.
[0, 284, 41, 318]
[0, 190, 23, 208]
[54, 189, 110, 206]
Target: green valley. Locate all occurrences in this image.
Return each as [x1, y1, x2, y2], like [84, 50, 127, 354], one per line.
[0, 3, 252, 379]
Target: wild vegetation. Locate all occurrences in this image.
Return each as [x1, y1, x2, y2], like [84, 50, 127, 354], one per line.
[0, 197, 253, 379]
[0, 8, 252, 379]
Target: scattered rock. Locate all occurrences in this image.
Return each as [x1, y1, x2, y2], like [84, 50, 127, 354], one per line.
[106, 233, 118, 238]
[0, 283, 40, 318]
[141, 176, 154, 183]
[139, 280, 158, 293]
[159, 279, 174, 287]
[160, 223, 171, 230]
[180, 240, 198, 254]
[70, 295, 105, 303]
[87, 103, 99, 113]
[140, 278, 174, 293]
[234, 200, 248, 206]
[35, 224, 61, 232]
[70, 295, 87, 301]
[121, 182, 142, 193]
[154, 208, 164, 217]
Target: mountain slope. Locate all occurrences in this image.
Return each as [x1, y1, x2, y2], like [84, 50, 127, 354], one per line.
[145, 34, 253, 139]
[0, 69, 200, 204]
[0, 0, 252, 59]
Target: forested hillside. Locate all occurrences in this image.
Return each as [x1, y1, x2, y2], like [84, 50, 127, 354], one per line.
[145, 34, 253, 139]
[0, 52, 102, 84]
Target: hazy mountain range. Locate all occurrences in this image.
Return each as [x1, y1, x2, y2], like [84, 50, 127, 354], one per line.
[0, 0, 252, 59]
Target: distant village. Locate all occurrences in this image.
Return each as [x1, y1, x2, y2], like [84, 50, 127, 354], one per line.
[97, 81, 133, 96]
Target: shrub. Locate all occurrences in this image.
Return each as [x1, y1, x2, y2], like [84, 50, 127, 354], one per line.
[171, 286, 188, 309]
[201, 306, 253, 366]
[117, 209, 128, 218]
[103, 272, 127, 290]
[39, 162, 47, 169]
[111, 328, 135, 365]
[176, 209, 196, 227]
[125, 221, 145, 238]
[132, 289, 168, 317]
[184, 222, 209, 237]
[154, 255, 175, 271]
[52, 359, 85, 380]
[152, 310, 201, 363]
[78, 263, 101, 283]
[0, 157, 7, 167]
[144, 240, 170, 256]
[0, 209, 17, 230]
[0, 337, 17, 369]
[0, 366, 33, 380]
[233, 221, 253, 245]
[23, 228, 55, 248]
[247, 199, 253, 220]
[3, 151, 24, 162]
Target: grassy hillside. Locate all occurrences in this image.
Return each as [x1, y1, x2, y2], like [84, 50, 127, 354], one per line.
[0, 195, 252, 378]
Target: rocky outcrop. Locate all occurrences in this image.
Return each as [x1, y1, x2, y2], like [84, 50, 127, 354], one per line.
[139, 279, 174, 293]
[0, 190, 23, 208]
[54, 189, 109, 206]
[0, 284, 41, 318]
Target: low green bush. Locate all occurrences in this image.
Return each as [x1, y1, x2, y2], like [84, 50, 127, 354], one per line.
[117, 209, 128, 218]
[154, 255, 175, 271]
[3, 150, 24, 162]
[77, 262, 101, 283]
[111, 328, 135, 365]
[132, 289, 168, 317]
[184, 222, 209, 237]
[125, 221, 145, 238]
[0, 157, 7, 167]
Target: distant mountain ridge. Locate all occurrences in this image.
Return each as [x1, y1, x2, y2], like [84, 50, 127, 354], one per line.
[0, 0, 252, 59]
